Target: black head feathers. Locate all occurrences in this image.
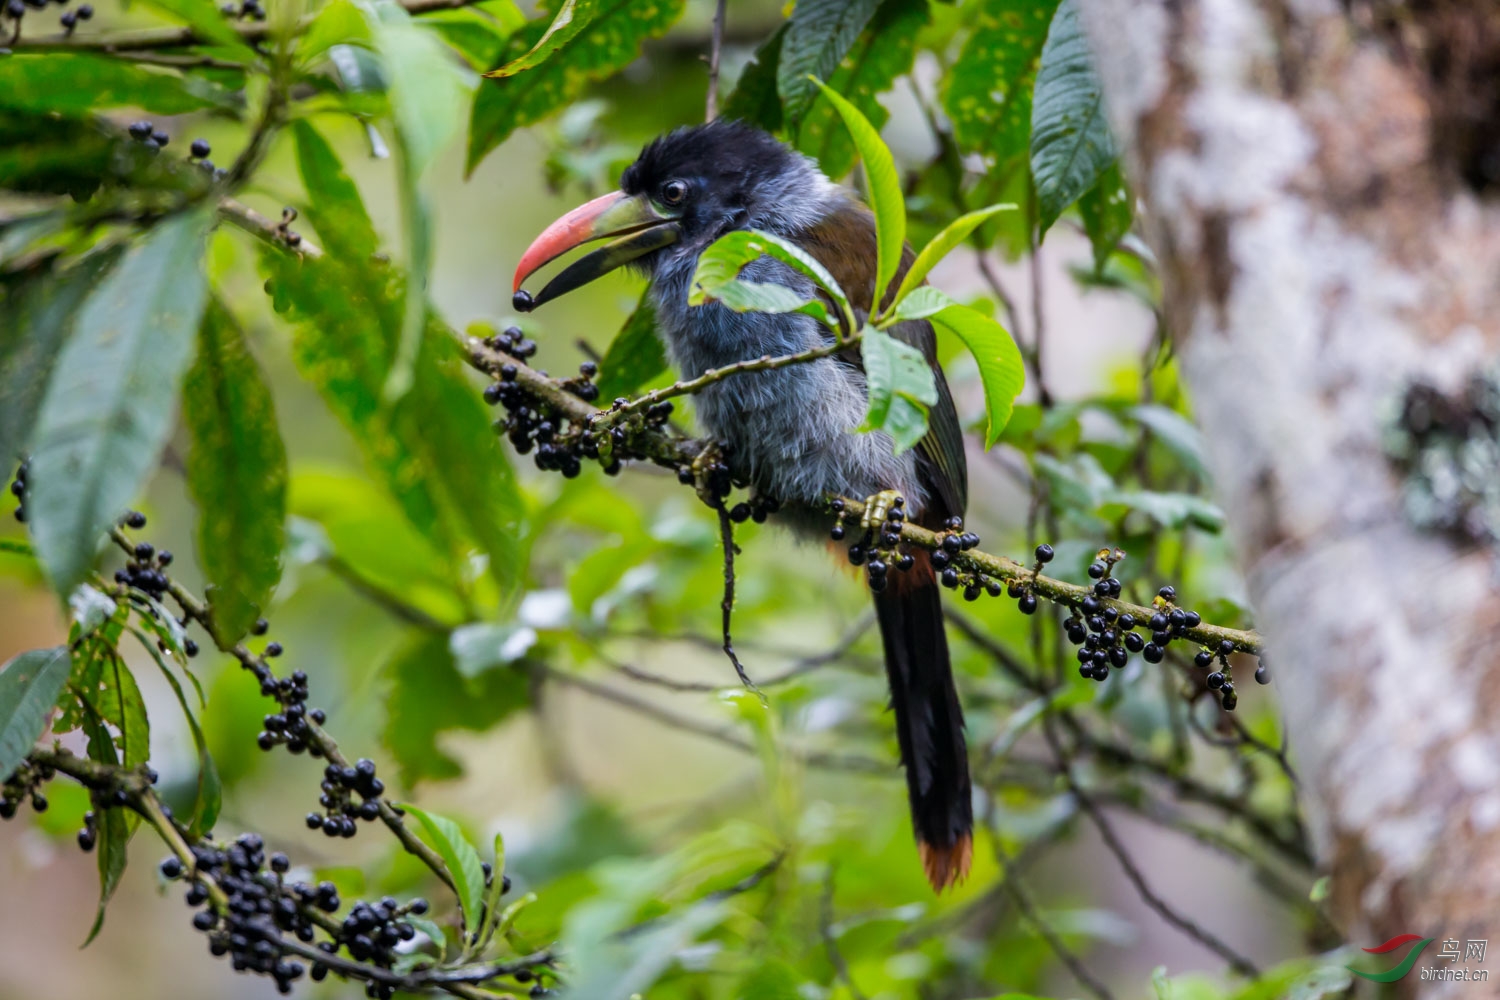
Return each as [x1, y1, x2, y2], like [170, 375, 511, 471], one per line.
[621, 120, 803, 202]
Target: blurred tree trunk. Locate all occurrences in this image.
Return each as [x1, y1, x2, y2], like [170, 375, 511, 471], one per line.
[1076, 1, 1500, 993]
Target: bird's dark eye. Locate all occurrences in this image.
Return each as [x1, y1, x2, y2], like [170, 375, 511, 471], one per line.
[661, 180, 688, 206]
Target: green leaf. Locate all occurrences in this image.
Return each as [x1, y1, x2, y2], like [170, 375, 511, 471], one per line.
[810, 79, 905, 310]
[363, 0, 475, 406]
[689, 229, 851, 331]
[183, 298, 287, 646]
[595, 292, 667, 401]
[420, 3, 526, 71]
[776, 0, 880, 129]
[74, 647, 151, 769]
[943, 0, 1060, 162]
[382, 631, 528, 785]
[891, 203, 1016, 309]
[0, 249, 122, 466]
[69, 584, 119, 635]
[81, 708, 133, 946]
[142, 0, 262, 61]
[694, 278, 832, 328]
[928, 304, 1025, 448]
[399, 803, 488, 937]
[1129, 404, 1208, 479]
[1078, 160, 1132, 268]
[275, 124, 524, 594]
[129, 628, 220, 837]
[1099, 489, 1224, 531]
[449, 622, 536, 678]
[888, 285, 954, 323]
[720, 23, 785, 132]
[484, 0, 595, 78]
[0, 647, 71, 781]
[1030, 0, 1117, 233]
[859, 326, 936, 454]
[298, 0, 372, 68]
[466, 0, 685, 176]
[475, 830, 507, 948]
[794, 0, 927, 180]
[0, 54, 236, 115]
[28, 207, 213, 596]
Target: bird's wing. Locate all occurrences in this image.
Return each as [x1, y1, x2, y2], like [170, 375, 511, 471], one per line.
[791, 203, 969, 521]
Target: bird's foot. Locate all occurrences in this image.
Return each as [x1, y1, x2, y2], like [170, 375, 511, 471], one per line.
[860, 490, 906, 532]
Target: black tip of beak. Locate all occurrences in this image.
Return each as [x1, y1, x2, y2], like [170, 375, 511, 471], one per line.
[513, 290, 535, 313]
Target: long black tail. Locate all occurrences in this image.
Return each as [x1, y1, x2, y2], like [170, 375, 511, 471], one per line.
[873, 556, 972, 891]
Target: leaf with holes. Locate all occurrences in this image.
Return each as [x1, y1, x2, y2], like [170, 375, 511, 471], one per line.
[776, 0, 881, 129]
[1030, 0, 1117, 233]
[183, 298, 287, 646]
[944, 0, 1059, 162]
[484, 0, 595, 78]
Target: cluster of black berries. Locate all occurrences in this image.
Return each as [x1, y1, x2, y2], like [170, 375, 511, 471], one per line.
[1060, 549, 1206, 686]
[221, 0, 265, 20]
[0, 758, 53, 820]
[726, 492, 780, 525]
[171, 835, 314, 994]
[124, 121, 227, 181]
[324, 896, 427, 998]
[303, 757, 384, 839]
[482, 332, 636, 479]
[931, 517, 1002, 603]
[3, 0, 92, 37]
[9, 459, 26, 523]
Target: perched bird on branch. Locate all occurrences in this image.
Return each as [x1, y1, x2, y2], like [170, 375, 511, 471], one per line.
[512, 121, 972, 891]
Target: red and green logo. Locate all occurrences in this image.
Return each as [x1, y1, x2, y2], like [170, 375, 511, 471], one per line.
[1347, 934, 1436, 983]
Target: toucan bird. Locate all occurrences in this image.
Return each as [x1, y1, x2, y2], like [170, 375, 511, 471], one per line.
[512, 121, 972, 891]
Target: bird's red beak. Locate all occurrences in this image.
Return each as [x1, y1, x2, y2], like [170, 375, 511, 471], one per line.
[512, 191, 680, 312]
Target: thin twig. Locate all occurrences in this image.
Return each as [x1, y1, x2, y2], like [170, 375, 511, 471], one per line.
[717, 506, 761, 696]
[990, 843, 1116, 1000]
[705, 0, 727, 121]
[1026, 177, 1054, 407]
[1041, 716, 1261, 977]
[600, 613, 876, 692]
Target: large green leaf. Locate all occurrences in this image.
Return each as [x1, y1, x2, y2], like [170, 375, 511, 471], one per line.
[1029, 0, 1117, 233]
[943, 0, 1059, 162]
[795, 0, 927, 181]
[275, 122, 524, 595]
[399, 802, 489, 936]
[465, 0, 685, 176]
[0, 54, 236, 115]
[1077, 159, 1133, 268]
[73, 645, 151, 769]
[776, 0, 881, 129]
[812, 80, 905, 312]
[0, 647, 71, 781]
[689, 229, 851, 332]
[483, 0, 595, 78]
[929, 303, 1025, 448]
[80, 710, 133, 946]
[182, 298, 288, 645]
[381, 631, 529, 785]
[0, 250, 122, 467]
[720, 24, 785, 132]
[891, 203, 1016, 309]
[595, 292, 667, 402]
[859, 326, 937, 454]
[364, 0, 475, 405]
[27, 207, 213, 596]
[420, 2, 526, 71]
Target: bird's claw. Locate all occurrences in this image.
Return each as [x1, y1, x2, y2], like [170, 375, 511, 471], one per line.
[691, 441, 732, 508]
[860, 490, 905, 532]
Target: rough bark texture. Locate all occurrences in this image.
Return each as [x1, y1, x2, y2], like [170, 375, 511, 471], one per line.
[1075, 2, 1500, 994]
